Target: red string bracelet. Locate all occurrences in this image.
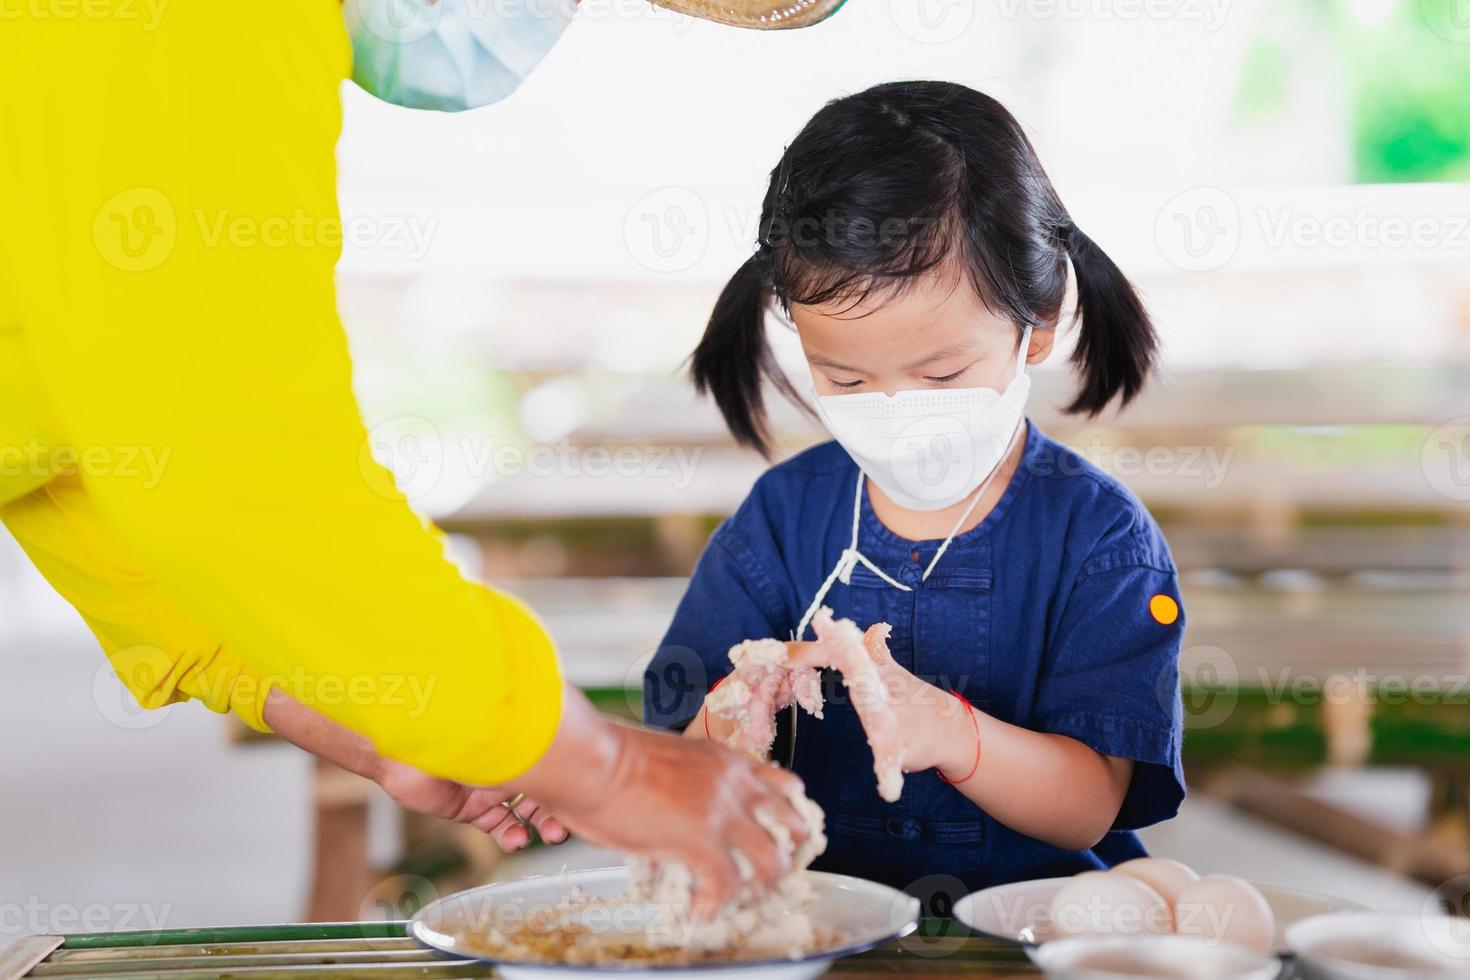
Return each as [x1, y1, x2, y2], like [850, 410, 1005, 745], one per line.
[936, 689, 981, 785]
[702, 675, 727, 740]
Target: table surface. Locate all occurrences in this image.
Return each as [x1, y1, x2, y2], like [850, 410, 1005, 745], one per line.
[10, 921, 1039, 979]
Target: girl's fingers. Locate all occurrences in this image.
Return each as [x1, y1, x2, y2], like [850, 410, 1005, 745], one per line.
[784, 641, 828, 669]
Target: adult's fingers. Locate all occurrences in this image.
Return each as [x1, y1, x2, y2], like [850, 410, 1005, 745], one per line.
[727, 817, 790, 892]
[756, 794, 813, 856]
[526, 803, 569, 844]
[489, 812, 531, 852]
[752, 759, 806, 797]
[504, 798, 569, 846]
[468, 794, 530, 851]
[685, 849, 743, 919]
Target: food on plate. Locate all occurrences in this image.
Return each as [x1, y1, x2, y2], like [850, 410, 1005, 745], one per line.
[464, 611, 907, 966]
[1174, 875, 1276, 954]
[704, 607, 904, 802]
[1049, 870, 1173, 938]
[465, 784, 835, 966]
[626, 783, 829, 957]
[1112, 857, 1201, 909]
[461, 891, 843, 967]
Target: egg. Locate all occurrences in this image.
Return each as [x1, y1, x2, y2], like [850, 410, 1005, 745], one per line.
[1173, 874, 1276, 954]
[1112, 857, 1201, 909]
[1048, 870, 1173, 939]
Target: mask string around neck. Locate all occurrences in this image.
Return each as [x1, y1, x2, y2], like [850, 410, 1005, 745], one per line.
[793, 473, 913, 641]
[920, 411, 1025, 581]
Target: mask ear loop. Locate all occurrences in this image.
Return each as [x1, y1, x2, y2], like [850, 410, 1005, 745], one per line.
[794, 472, 914, 641]
[1015, 322, 1034, 376]
[920, 324, 1034, 583]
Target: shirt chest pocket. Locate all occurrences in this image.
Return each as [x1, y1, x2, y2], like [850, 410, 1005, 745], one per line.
[835, 564, 993, 712]
[914, 568, 994, 714]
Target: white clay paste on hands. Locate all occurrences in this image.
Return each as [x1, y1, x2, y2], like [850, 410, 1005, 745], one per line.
[704, 607, 903, 801]
[623, 608, 900, 957]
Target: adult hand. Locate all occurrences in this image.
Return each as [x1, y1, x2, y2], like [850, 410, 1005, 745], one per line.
[512, 688, 814, 914]
[376, 761, 568, 852]
[263, 690, 568, 854]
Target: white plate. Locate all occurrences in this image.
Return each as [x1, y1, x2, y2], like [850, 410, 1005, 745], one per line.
[1287, 912, 1470, 980]
[1034, 934, 1283, 980]
[953, 876, 1368, 957]
[410, 867, 921, 980]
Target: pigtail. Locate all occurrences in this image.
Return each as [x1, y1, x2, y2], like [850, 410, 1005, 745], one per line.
[1060, 224, 1158, 416]
[691, 252, 783, 457]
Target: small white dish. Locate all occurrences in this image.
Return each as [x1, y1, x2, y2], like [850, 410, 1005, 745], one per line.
[410, 866, 920, 980]
[1034, 934, 1282, 980]
[953, 876, 1368, 956]
[1287, 913, 1470, 980]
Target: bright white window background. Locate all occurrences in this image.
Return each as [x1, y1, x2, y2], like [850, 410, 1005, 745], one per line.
[336, 0, 1469, 512]
[338, 0, 1270, 281]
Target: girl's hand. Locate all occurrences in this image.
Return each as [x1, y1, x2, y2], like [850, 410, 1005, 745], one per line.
[786, 639, 976, 778]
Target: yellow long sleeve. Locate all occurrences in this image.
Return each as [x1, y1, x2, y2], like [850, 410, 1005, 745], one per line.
[0, 1, 563, 784]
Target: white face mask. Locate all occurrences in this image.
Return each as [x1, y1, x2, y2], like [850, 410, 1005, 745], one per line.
[345, 0, 576, 113]
[792, 327, 1033, 642]
[812, 325, 1033, 512]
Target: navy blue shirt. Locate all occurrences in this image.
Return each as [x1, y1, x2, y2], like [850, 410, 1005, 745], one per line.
[643, 423, 1186, 899]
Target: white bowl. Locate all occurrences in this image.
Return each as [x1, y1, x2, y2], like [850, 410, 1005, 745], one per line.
[409, 867, 920, 980]
[1034, 934, 1282, 980]
[1287, 913, 1470, 980]
[953, 876, 1368, 956]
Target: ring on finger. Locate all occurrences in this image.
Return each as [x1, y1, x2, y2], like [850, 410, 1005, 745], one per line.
[501, 792, 526, 820]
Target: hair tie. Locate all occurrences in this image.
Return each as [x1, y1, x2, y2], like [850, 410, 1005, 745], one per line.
[1061, 222, 1085, 251]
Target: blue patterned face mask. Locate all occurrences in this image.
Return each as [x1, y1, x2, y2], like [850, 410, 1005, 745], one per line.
[344, 0, 578, 113]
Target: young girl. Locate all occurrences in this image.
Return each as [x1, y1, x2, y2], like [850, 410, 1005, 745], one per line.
[643, 81, 1185, 900]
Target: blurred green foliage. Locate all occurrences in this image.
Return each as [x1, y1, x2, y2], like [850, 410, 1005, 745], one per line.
[1352, 0, 1470, 182]
[1236, 0, 1470, 183]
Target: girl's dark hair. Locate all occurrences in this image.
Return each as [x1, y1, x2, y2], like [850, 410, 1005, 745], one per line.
[691, 80, 1158, 457]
